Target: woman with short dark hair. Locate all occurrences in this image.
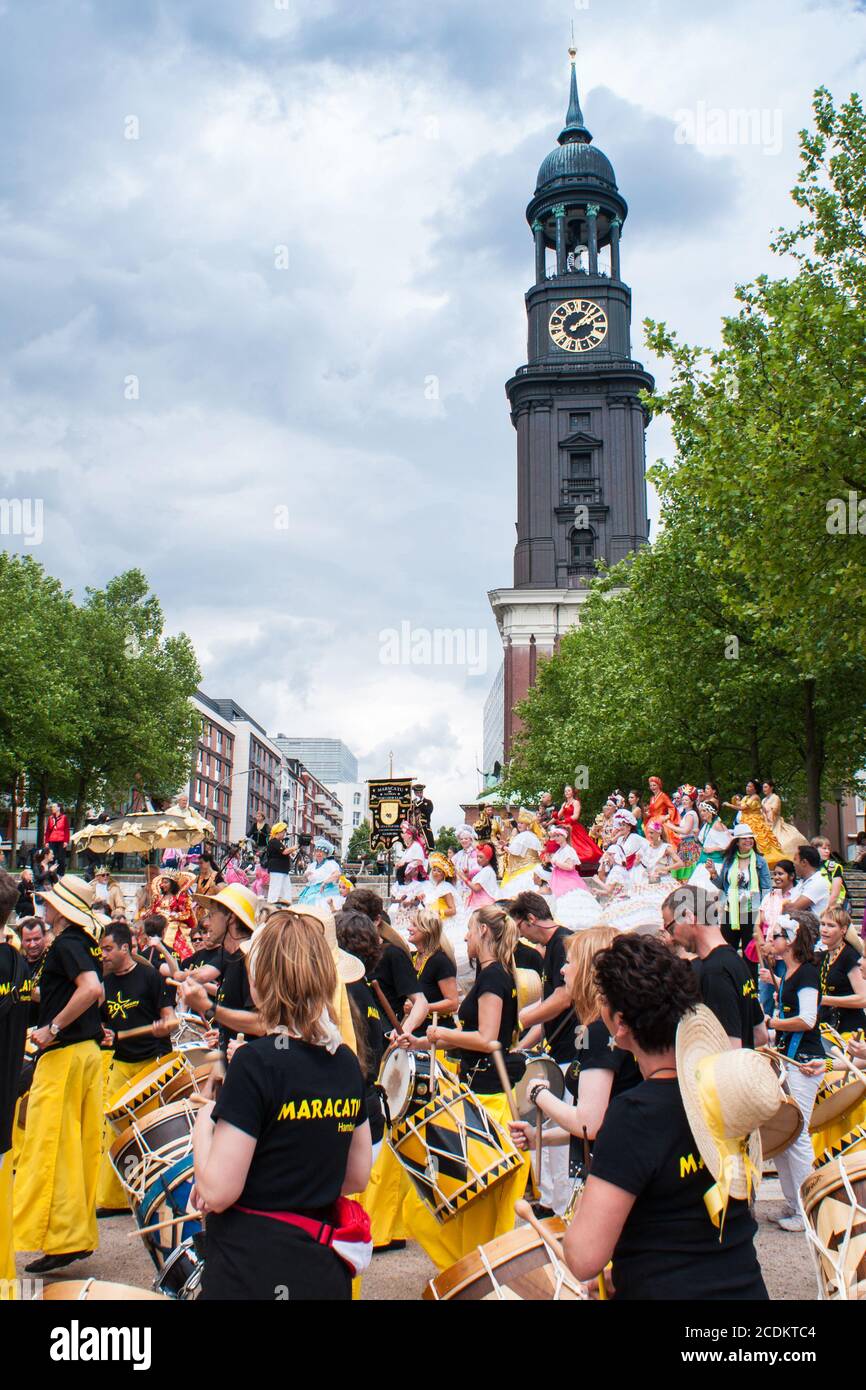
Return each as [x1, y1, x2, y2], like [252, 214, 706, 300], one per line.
[563, 934, 768, 1300]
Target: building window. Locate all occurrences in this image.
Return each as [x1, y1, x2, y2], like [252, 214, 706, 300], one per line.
[353, 793, 361, 805]
[352, 813, 360, 827]
[569, 452, 593, 477]
[215, 729, 223, 752]
[569, 412, 591, 432]
[571, 528, 596, 566]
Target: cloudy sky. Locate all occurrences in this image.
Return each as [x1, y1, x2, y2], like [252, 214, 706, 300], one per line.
[2, 0, 865, 826]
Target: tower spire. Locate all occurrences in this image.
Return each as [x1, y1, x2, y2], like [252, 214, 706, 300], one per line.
[559, 44, 592, 146]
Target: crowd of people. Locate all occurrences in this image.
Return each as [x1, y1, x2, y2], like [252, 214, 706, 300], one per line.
[0, 771, 864, 1303]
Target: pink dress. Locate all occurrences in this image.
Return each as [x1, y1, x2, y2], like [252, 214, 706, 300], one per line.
[550, 845, 590, 897]
[466, 864, 498, 908]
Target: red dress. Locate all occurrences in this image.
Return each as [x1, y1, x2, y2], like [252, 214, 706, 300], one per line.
[554, 800, 602, 866]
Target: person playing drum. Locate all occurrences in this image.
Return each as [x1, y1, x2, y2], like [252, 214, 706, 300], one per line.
[817, 907, 866, 1038]
[400, 908, 459, 1039]
[96, 922, 178, 1215]
[563, 934, 769, 1300]
[191, 913, 372, 1300]
[508, 926, 640, 1202]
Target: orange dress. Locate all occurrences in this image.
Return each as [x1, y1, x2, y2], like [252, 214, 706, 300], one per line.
[647, 791, 680, 848]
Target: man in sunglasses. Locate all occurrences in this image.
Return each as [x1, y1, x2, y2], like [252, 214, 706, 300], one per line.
[661, 883, 767, 1050]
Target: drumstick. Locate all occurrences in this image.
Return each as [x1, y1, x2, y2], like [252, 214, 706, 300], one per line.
[490, 1044, 519, 1120]
[514, 1199, 568, 1264]
[430, 1040, 437, 1101]
[369, 979, 402, 1034]
[128, 1211, 198, 1239]
[114, 1023, 162, 1042]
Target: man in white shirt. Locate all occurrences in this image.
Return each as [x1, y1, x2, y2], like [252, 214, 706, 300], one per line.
[782, 844, 830, 917]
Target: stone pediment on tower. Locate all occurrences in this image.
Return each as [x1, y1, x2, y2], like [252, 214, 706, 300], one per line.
[559, 430, 603, 450]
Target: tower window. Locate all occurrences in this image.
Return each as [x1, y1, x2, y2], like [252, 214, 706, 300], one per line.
[571, 529, 596, 565]
[569, 413, 591, 432]
[569, 452, 593, 477]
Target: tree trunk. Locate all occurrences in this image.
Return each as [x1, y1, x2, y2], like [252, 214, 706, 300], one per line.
[749, 725, 761, 780]
[36, 771, 48, 849]
[9, 776, 19, 868]
[71, 774, 90, 869]
[803, 678, 823, 836]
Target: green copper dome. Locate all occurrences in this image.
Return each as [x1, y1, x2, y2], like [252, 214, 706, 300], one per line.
[536, 52, 617, 193]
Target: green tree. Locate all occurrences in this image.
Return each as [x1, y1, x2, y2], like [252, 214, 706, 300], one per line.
[434, 826, 460, 854]
[346, 819, 372, 862]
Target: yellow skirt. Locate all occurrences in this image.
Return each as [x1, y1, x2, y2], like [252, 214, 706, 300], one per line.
[0, 1150, 14, 1297]
[360, 1142, 409, 1249]
[13, 1041, 103, 1257]
[97, 1055, 154, 1209]
[399, 1089, 532, 1272]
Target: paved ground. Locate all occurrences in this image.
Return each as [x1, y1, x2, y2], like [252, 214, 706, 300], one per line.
[15, 1169, 818, 1301]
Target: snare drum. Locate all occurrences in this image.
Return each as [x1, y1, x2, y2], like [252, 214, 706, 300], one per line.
[109, 1100, 196, 1198]
[423, 1217, 585, 1300]
[153, 1237, 204, 1300]
[163, 1063, 213, 1106]
[800, 1151, 866, 1299]
[389, 1080, 523, 1223]
[378, 1047, 459, 1123]
[513, 1052, 566, 1124]
[104, 1052, 189, 1133]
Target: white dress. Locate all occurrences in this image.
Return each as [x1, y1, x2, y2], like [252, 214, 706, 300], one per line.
[296, 858, 342, 906]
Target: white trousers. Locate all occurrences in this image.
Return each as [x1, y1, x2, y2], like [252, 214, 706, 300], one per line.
[267, 871, 292, 904]
[777, 1064, 822, 1212]
[540, 1061, 573, 1215]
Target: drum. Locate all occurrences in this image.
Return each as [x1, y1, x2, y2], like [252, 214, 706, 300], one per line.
[104, 1052, 189, 1133]
[513, 1052, 566, 1124]
[109, 1100, 196, 1198]
[810, 1070, 866, 1133]
[136, 1154, 201, 1271]
[163, 1063, 213, 1106]
[378, 1047, 459, 1123]
[153, 1238, 204, 1300]
[172, 1012, 215, 1068]
[423, 1217, 586, 1300]
[41, 1279, 167, 1301]
[800, 1151, 866, 1299]
[389, 1082, 523, 1223]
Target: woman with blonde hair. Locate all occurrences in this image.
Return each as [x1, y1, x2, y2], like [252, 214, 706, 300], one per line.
[508, 926, 640, 1190]
[399, 904, 532, 1269]
[400, 908, 459, 1038]
[818, 906, 866, 1036]
[192, 912, 372, 1300]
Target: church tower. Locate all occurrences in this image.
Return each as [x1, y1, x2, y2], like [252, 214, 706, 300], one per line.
[487, 50, 654, 766]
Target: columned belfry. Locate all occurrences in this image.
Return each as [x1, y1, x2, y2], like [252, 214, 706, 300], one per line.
[488, 49, 654, 763]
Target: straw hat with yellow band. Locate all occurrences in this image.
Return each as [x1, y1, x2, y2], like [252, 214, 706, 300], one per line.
[39, 874, 101, 939]
[676, 1005, 783, 1234]
[428, 852, 454, 881]
[193, 882, 258, 933]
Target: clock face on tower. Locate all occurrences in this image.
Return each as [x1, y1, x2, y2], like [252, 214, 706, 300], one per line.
[549, 299, 609, 354]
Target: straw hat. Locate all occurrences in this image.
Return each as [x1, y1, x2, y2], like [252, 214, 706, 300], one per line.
[731, 824, 757, 841]
[193, 882, 258, 934]
[676, 1006, 782, 1207]
[248, 899, 364, 984]
[40, 875, 99, 933]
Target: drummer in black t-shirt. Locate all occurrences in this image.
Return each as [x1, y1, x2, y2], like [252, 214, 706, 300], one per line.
[192, 913, 372, 1300]
[14, 875, 105, 1275]
[335, 911, 387, 1156]
[96, 922, 178, 1214]
[0, 870, 29, 1288]
[764, 911, 826, 1231]
[342, 889, 423, 1028]
[509, 926, 640, 1199]
[18, 917, 50, 1026]
[563, 933, 768, 1300]
[400, 908, 459, 1038]
[178, 884, 265, 1057]
[509, 892, 576, 1216]
[817, 908, 866, 1036]
[661, 883, 767, 1049]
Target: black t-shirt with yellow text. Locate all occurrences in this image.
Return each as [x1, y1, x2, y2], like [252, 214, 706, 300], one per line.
[212, 1035, 367, 1212]
[102, 962, 172, 1063]
[542, 926, 576, 1063]
[453, 960, 518, 1094]
[0, 943, 30, 1151]
[37, 925, 103, 1047]
[692, 946, 762, 1047]
[411, 947, 457, 1035]
[590, 1079, 767, 1301]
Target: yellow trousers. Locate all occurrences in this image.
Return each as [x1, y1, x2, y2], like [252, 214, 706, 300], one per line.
[360, 1143, 409, 1248]
[97, 1055, 152, 1210]
[11, 1096, 26, 1173]
[399, 1089, 532, 1272]
[13, 1041, 103, 1256]
[0, 1151, 14, 1298]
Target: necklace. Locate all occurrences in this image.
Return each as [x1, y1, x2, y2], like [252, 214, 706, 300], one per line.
[644, 1064, 677, 1080]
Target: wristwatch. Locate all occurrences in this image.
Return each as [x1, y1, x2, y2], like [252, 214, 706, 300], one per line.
[49, 1020, 61, 1038]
